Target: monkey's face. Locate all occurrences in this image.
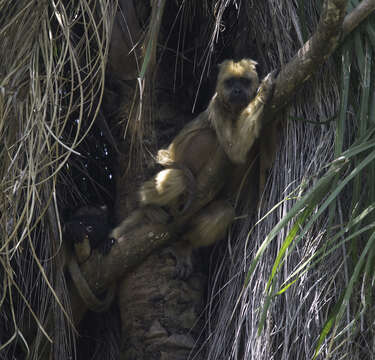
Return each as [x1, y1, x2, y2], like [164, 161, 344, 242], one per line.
[63, 206, 110, 249]
[216, 59, 259, 112]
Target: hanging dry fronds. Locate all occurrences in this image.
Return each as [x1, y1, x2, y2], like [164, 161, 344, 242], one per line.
[0, 1, 116, 358]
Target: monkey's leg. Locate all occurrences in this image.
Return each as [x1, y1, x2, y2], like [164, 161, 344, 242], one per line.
[171, 200, 235, 279]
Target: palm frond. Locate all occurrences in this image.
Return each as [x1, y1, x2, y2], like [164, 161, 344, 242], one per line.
[0, 1, 116, 358]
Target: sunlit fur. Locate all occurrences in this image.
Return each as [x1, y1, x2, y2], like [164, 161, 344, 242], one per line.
[139, 168, 186, 206]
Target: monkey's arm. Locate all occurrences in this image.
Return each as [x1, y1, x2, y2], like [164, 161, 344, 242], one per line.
[228, 73, 275, 164]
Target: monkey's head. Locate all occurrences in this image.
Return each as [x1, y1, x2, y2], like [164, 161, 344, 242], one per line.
[63, 205, 110, 249]
[216, 59, 259, 112]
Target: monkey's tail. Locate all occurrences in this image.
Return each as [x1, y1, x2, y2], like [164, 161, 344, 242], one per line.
[168, 163, 197, 214]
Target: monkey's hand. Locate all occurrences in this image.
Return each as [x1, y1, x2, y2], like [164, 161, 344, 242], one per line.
[164, 242, 194, 280]
[257, 70, 277, 104]
[73, 235, 92, 264]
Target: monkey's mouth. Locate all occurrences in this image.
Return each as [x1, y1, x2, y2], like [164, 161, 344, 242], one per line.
[229, 92, 250, 107]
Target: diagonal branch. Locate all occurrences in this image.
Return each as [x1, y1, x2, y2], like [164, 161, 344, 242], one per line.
[343, 0, 375, 37]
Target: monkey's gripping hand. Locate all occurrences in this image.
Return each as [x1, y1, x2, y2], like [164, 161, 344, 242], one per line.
[256, 70, 277, 105]
[228, 70, 276, 164]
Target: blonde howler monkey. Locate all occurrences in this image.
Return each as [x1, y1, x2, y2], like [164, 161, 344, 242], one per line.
[111, 59, 275, 278]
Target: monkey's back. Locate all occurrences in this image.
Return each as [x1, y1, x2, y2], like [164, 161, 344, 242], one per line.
[158, 111, 220, 176]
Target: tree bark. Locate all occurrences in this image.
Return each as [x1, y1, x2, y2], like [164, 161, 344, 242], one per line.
[342, 0, 375, 37]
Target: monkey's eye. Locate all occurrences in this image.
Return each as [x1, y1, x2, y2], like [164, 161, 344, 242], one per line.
[86, 225, 93, 232]
[239, 78, 252, 87]
[224, 78, 235, 87]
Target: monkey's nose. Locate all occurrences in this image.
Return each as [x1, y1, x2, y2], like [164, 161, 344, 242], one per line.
[233, 87, 242, 95]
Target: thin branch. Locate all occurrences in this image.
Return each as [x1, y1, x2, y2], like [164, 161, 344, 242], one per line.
[342, 0, 375, 37]
[269, 0, 348, 113]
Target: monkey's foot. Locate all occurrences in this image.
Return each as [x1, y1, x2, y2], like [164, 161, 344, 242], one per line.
[175, 256, 193, 280]
[163, 243, 193, 280]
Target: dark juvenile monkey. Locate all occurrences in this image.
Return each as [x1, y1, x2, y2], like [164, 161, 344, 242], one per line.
[63, 205, 117, 312]
[63, 205, 114, 264]
[111, 59, 275, 277]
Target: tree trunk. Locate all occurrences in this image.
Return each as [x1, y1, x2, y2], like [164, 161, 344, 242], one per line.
[118, 251, 206, 360]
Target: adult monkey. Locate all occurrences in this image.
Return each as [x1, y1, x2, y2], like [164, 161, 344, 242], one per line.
[111, 59, 275, 277]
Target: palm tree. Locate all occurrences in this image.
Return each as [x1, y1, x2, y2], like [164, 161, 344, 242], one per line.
[1, 1, 374, 359]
